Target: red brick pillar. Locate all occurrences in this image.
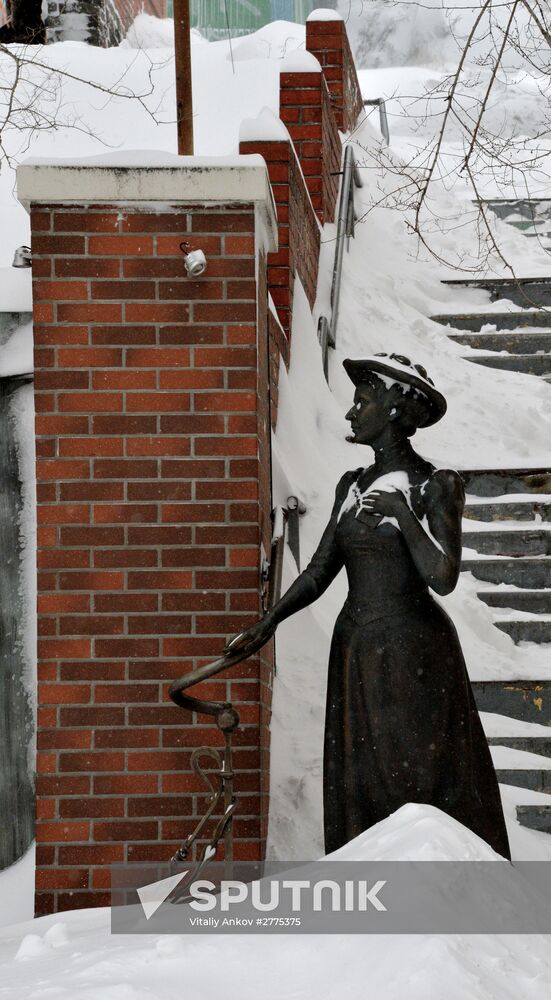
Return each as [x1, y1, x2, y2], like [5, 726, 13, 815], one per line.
[279, 52, 341, 224]
[239, 138, 320, 338]
[17, 157, 278, 914]
[306, 12, 364, 133]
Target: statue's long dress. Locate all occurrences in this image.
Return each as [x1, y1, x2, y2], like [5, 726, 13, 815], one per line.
[307, 465, 511, 860]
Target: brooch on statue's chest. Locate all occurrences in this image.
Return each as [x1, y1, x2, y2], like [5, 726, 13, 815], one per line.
[338, 477, 427, 532]
[344, 483, 383, 527]
[337, 483, 389, 530]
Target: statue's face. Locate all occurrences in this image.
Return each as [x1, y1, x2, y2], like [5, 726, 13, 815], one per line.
[345, 383, 391, 445]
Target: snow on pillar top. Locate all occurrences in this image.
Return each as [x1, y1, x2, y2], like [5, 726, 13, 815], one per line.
[238, 107, 291, 144]
[280, 50, 322, 73]
[306, 8, 344, 20]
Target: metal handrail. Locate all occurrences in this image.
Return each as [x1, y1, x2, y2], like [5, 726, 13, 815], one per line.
[169, 661, 241, 883]
[317, 144, 363, 377]
[168, 497, 306, 881]
[363, 98, 390, 146]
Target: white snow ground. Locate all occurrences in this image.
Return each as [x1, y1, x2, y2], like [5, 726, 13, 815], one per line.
[2, 805, 551, 1000]
[0, 844, 35, 929]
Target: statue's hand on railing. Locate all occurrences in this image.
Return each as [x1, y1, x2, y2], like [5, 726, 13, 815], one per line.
[224, 613, 277, 659]
[169, 612, 277, 714]
[167, 610, 278, 885]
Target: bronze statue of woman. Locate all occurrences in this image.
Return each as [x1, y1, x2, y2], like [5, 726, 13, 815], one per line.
[225, 353, 511, 860]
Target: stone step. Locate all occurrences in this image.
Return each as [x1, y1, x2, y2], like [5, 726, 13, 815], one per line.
[443, 278, 551, 308]
[515, 805, 551, 832]
[472, 681, 551, 725]
[464, 501, 551, 521]
[479, 590, 551, 613]
[499, 231, 550, 247]
[478, 199, 551, 255]
[450, 331, 551, 353]
[488, 736, 551, 758]
[460, 469, 551, 497]
[495, 769, 551, 792]
[495, 620, 551, 644]
[431, 311, 551, 332]
[477, 198, 551, 223]
[462, 559, 551, 588]
[463, 530, 551, 557]
[467, 354, 551, 376]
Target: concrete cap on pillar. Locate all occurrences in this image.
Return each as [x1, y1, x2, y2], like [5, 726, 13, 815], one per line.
[16, 151, 278, 253]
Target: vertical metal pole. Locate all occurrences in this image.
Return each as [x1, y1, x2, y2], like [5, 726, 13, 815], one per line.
[173, 0, 194, 155]
[223, 732, 234, 880]
[329, 146, 354, 348]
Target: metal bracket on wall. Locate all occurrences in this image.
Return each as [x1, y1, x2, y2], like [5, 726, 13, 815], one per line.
[266, 497, 307, 611]
[286, 495, 307, 572]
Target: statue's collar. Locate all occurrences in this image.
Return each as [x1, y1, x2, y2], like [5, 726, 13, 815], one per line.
[371, 439, 415, 472]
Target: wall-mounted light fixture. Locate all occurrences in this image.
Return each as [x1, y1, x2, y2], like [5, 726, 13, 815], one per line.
[12, 246, 32, 268]
[180, 241, 207, 277]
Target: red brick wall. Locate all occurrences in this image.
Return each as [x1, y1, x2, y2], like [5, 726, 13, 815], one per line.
[30, 202, 273, 913]
[279, 68, 341, 225]
[239, 140, 321, 337]
[321, 80, 342, 224]
[306, 16, 364, 133]
[268, 307, 286, 431]
[289, 149, 320, 314]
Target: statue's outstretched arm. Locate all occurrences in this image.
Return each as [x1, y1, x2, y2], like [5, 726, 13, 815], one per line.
[224, 471, 353, 659]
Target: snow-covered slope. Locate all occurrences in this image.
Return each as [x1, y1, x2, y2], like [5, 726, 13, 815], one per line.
[1, 805, 551, 1000]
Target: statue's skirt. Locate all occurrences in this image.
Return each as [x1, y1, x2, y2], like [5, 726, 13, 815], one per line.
[323, 593, 511, 859]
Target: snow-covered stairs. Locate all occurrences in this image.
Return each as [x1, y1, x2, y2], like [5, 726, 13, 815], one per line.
[427, 248, 551, 833]
[461, 470, 551, 834]
[431, 275, 551, 383]
[461, 469, 551, 639]
[482, 701, 551, 815]
[475, 198, 551, 252]
[479, 681, 551, 833]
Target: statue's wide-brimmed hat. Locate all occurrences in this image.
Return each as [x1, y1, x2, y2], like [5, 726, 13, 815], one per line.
[343, 352, 447, 428]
